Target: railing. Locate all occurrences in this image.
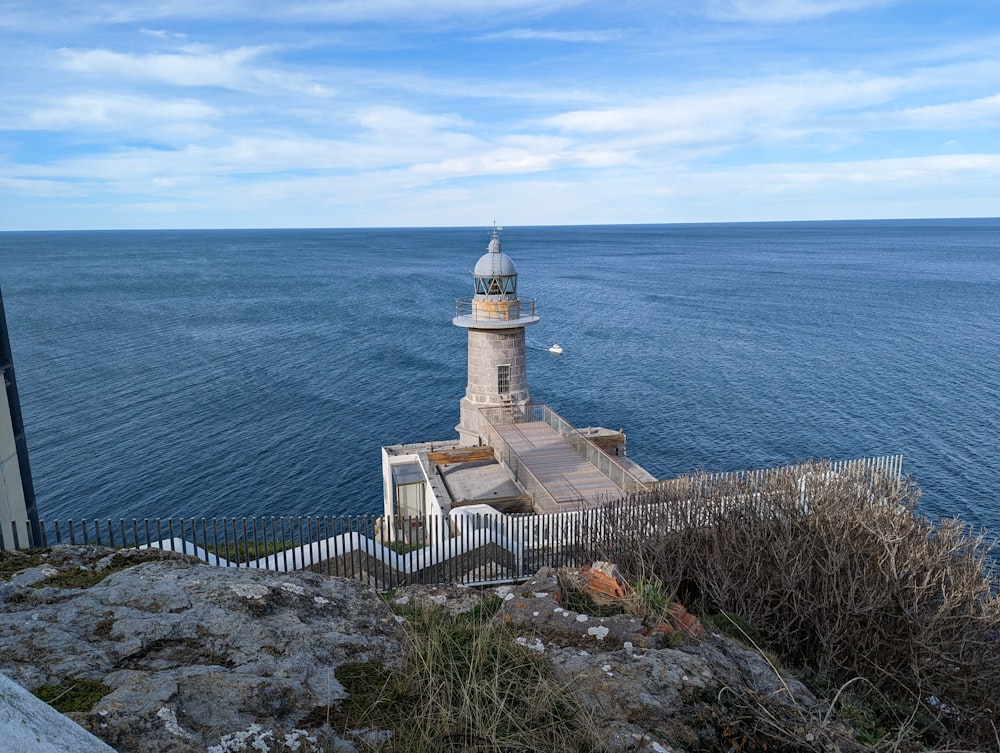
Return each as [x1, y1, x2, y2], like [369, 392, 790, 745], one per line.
[539, 405, 648, 493]
[0, 511, 602, 590]
[2, 455, 947, 591]
[479, 403, 648, 499]
[454, 297, 537, 323]
[478, 405, 563, 509]
[654, 454, 906, 496]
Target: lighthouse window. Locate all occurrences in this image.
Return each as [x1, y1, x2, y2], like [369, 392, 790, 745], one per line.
[497, 364, 511, 395]
[475, 276, 516, 295]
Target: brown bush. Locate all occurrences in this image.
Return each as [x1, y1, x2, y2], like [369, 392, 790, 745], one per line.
[591, 462, 1000, 749]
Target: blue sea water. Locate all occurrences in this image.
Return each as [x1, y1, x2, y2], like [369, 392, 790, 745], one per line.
[0, 221, 997, 532]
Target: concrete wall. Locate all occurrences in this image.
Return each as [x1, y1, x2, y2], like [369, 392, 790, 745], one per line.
[0, 671, 117, 753]
[0, 382, 30, 547]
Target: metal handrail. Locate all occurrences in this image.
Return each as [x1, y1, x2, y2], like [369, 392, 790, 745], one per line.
[479, 403, 647, 494]
[478, 408, 562, 510]
[454, 297, 537, 322]
[539, 405, 649, 492]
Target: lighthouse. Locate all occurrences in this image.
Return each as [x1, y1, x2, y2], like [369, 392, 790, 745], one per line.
[453, 225, 539, 446]
[382, 224, 654, 526]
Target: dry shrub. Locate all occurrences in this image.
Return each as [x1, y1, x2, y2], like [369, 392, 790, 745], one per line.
[592, 462, 1000, 749]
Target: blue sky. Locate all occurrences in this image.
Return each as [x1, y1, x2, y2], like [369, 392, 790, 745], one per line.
[3, 1, 1000, 229]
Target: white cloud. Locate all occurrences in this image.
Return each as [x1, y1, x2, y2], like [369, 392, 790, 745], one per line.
[741, 153, 1000, 188]
[480, 28, 620, 43]
[24, 94, 220, 138]
[9, 0, 587, 27]
[59, 46, 266, 89]
[139, 28, 189, 40]
[883, 93, 1000, 130]
[4, 0, 1000, 228]
[355, 106, 469, 135]
[0, 175, 89, 197]
[541, 72, 905, 158]
[706, 0, 890, 23]
[265, 0, 587, 24]
[56, 44, 335, 98]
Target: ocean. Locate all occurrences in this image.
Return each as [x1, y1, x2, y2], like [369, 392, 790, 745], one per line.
[1, 221, 997, 533]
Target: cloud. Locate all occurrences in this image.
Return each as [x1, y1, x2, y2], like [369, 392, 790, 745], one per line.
[541, 72, 904, 158]
[705, 0, 890, 23]
[260, 0, 587, 24]
[53, 43, 338, 102]
[59, 46, 266, 89]
[23, 94, 220, 138]
[0, 175, 90, 197]
[737, 153, 1000, 188]
[882, 93, 1000, 130]
[138, 28, 188, 40]
[4, 0, 1000, 228]
[10, 0, 587, 27]
[355, 106, 469, 135]
[479, 28, 620, 43]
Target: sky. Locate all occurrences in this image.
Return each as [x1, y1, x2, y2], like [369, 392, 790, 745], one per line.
[2, 1, 1000, 230]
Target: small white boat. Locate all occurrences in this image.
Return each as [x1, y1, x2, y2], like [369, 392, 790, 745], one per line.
[548, 343, 563, 354]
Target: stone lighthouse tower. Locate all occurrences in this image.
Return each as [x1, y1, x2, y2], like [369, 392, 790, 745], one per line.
[453, 226, 539, 446]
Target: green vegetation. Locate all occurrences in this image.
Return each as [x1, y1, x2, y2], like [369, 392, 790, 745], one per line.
[0, 550, 43, 578]
[595, 461, 1000, 751]
[31, 550, 177, 589]
[207, 538, 297, 564]
[35, 568, 113, 589]
[556, 582, 626, 619]
[702, 611, 766, 649]
[463, 593, 504, 622]
[628, 574, 671, 623]
[382, 538, 424, 555]
[33, 677, 111, 713]
[335, 602, 602, 753]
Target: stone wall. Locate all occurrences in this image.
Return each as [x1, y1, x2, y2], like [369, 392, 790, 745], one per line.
[458, 327, 530, 444]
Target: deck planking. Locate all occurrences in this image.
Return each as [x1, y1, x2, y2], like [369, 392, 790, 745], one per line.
[492, 421, 622, 511]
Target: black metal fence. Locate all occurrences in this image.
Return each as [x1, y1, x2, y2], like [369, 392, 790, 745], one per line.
[0, 510, 605, 590]
[4, 455, 944, 591]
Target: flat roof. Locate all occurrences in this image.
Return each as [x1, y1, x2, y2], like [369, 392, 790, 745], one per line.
[439, 460, 528, 508]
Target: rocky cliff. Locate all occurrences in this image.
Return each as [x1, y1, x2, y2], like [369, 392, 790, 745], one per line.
[0, 546, 860, 752]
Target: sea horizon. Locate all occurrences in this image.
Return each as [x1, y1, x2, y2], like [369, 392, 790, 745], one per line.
[5, 215, 1000, 235]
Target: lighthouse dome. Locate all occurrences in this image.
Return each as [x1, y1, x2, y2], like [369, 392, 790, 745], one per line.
[473, 249, 518, 277]
[472, 227, 518, 296]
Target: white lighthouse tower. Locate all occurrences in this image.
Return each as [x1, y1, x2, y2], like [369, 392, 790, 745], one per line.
[453, 225, 539, 446]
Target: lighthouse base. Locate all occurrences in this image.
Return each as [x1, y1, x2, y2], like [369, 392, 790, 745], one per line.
[457, 395, 532, 446]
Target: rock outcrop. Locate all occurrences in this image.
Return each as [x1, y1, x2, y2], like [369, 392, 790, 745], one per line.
[0, 546, 405, 752]
[496, 568, 861, 753]
[0, 546, 860, 753]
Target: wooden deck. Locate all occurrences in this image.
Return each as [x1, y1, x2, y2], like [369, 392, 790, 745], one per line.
[491, 421, 622, 512]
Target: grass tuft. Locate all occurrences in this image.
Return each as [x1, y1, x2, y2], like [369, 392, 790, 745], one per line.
[335, 603, 603, 752]
[33, 677, 111, 713]
[0, 550, 44, 579]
